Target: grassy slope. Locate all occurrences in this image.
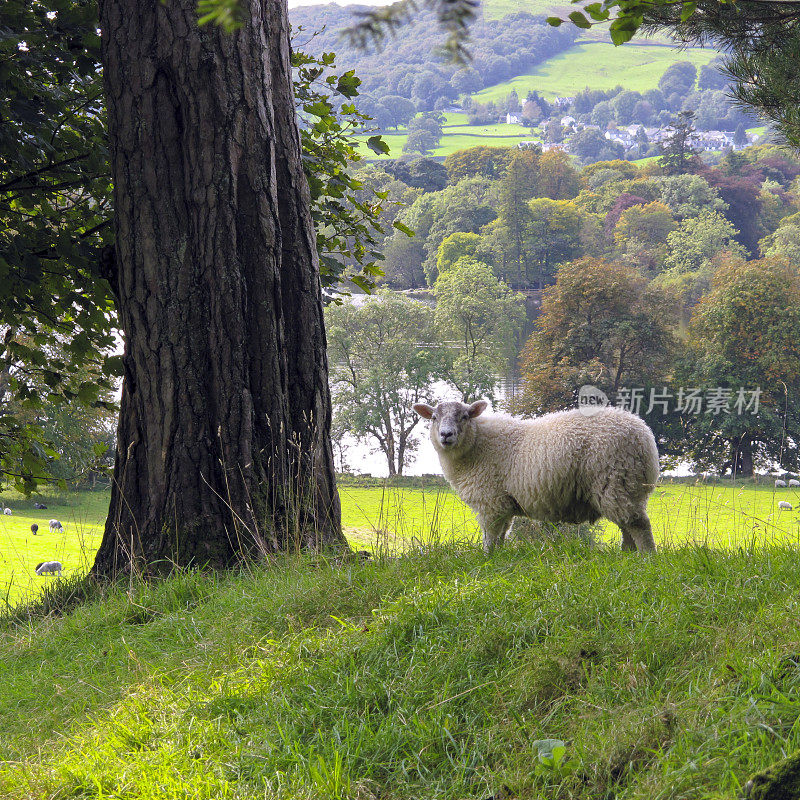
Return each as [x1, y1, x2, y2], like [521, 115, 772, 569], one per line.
[354, 118, 540, 160]
[481, 0, 679, 44]
[3, 541, 800, 798]
[471, 41, 718, 102]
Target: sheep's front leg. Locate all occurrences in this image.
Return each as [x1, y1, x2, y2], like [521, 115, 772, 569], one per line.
[478, 510, 513, 555]
[619, 510, 657, 553]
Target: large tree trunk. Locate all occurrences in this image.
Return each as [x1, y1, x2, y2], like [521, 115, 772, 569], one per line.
[731, 435, 754, 478]
[94, 0, 344, 575]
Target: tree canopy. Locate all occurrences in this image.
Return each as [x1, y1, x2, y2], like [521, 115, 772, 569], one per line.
[327, 292, 444, 476]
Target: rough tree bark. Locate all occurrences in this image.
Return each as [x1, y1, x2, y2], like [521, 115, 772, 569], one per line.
[94, 0, 344, 574]
[732, 435, 754, 478]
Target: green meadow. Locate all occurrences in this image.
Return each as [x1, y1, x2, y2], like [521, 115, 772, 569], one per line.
[355, 40, 719, 161]
[3, 480, 800, 605]
[471, 41, 718, 103]
[3, 480, 800, 798]
[4, 538, 800, 798]
[354, 117, 541, 161]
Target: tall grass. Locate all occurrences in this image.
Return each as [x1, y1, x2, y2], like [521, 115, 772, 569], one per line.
[2, 540, 800, 798]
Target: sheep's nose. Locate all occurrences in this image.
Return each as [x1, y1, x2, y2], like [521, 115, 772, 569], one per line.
[440, 430, 454, 444]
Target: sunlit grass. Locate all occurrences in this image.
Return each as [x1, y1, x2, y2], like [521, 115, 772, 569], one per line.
[471, 41, 717, 102]
[4, 541, 800, 798]
[340, 479, 800, 552]
[0, 490, 106, 607]
[354, 127, 540, 160]
[3, 479, 800, 607]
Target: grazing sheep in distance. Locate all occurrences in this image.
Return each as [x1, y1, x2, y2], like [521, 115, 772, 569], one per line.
[775, 479, 788, 487]
[413, 400, 660, 553]
[30, 524, 38, 535]
[49, 519, 63, 533]
[779, 501, 793, 510]
[2, 508, 11, 515]
[35, 561, 63, 576]
[789, 479, 800, 487]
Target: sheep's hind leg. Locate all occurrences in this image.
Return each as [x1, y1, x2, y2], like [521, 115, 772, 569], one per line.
[620, 529, 636, 551]
[478, 511, 513, 555]
[619, 510, 656, 553]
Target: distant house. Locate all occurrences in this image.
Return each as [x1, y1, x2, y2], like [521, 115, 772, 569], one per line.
[517, 140, 539, 149]
[506, 113, 521, 125]
[605, 130, 634, 147]
[560, 115, 576, 128]
[684, 130, 734, 151]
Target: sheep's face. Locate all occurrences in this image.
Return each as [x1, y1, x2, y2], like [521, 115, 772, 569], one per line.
[413, 400, 488, 454]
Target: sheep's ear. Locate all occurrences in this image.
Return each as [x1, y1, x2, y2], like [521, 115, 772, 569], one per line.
[413, 403, 434, 420]
[468, 400, 489, 418]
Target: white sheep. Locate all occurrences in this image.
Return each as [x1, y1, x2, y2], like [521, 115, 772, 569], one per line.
[413, 400, 660, 553]
[2, 507, 11, 516]
[775, 479, 788, 487]
[779, 501, 793, 510]
[49, 519, 63, 533]
[789, 479, 800, 487]
[35, 561, 63, 576]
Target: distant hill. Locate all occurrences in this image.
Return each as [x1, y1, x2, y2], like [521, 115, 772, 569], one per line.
[472, 41, 717, 102]
[289, 4, 578, 111]
[290, 2, 738, 163]
[289, 4, 720, 112]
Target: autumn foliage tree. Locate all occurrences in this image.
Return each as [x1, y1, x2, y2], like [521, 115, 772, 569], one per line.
[678, 256, 800, 476]
[518, 258, 679, 414]
[443, 146, 514, 184]
[613, 201, 677, 272]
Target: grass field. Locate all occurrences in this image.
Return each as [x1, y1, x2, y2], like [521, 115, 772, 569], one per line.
[0, 492, 106, 607]
[4, 539, 800, 797]
[4, 480, 800, 605]
[481, 0, 682, 45]
[483, 0, 576, 17]
[354, 121, 540, 160]
[471, 41, 718, 103]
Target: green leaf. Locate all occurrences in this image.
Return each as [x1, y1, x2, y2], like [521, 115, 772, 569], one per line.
[584, 3, 610, 20]
[350, 275, 375, 293]
[680, 1, 697, 22]
[568, 10, 592, 28]
[392, 220, 416, 237]
[546, 16, 563, 26]
[609, 21, 637, 45]
[367, 135, 390, 155]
